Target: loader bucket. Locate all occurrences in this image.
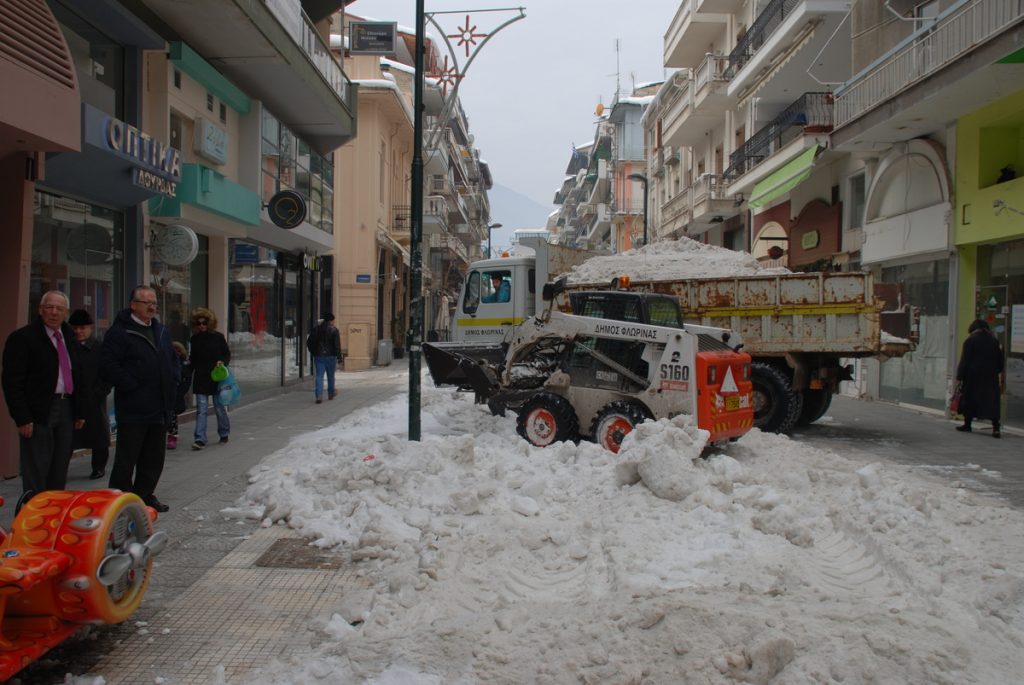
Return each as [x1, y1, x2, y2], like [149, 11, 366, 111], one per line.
[422, 342, 505, 396]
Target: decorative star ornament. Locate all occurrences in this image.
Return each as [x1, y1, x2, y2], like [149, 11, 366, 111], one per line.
[448, 14, 487, 58]
[429, 54, 462, 96]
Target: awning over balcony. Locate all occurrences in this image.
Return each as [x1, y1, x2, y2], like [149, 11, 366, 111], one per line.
[749, 145, 819, 209]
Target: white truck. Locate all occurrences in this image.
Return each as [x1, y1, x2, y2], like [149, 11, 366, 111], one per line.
[432, 237, 912, 434]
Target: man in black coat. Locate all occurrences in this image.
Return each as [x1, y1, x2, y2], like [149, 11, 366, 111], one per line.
[1, 290, 85, 498]
[955, 318, 1005, 438]
[100, 286, 178, 512]
[69, 309, 112, 480]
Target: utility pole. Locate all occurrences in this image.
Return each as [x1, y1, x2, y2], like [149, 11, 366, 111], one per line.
[408, 6, 525, 441]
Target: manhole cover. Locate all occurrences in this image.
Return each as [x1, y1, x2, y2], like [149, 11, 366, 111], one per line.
[254, 538, 345, 570]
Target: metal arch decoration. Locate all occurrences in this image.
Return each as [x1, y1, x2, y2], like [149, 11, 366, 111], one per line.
[422, 7, 526, 153]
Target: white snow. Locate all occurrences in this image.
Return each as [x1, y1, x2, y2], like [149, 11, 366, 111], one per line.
[231, 382, 1024, 684]
[566, 236, 791, 283]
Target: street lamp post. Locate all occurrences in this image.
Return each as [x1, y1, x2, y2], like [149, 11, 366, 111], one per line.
[627, 173, 648, 246]
[486, 222, 502, 258]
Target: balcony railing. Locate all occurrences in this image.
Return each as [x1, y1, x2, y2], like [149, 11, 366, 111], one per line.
[727, 0, 800, 76]
[393, 205, 410, 232]
[298, 8, 350, 102]
[692, 174, 728, 204]
[725, 92, 832, 179]
[663, 187, 692, 223]
[834, 0, 1024, 127]
[694, 54, 730, 92]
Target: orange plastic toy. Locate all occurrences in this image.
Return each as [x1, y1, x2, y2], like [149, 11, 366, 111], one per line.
[0, 489, 166, 680]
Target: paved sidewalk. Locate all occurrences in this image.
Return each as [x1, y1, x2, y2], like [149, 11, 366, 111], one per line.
[5, 366, 407, 684]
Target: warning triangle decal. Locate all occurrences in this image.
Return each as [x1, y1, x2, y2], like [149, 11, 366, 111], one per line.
[721, 366, 739, 394]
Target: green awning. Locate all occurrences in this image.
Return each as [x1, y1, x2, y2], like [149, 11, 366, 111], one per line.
[748, 145, 820, 209]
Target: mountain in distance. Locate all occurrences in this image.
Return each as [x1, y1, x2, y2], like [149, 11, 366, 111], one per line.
[485, 183, 555, 254]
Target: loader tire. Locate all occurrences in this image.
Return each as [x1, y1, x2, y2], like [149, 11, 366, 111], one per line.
[516, 392, 579, 447]
[750, 363, 803, 434]
[591, 401, 653, 453]
[796, 388, 833, 426]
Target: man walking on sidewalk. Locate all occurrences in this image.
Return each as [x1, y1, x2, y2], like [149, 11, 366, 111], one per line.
[100, 286, 178, 512]
[306, 313, 341, 404]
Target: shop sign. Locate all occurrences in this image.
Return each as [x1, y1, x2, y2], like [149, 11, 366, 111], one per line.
[356, 274, 372, 283]
[801, 230, 820, 250]
[194, 117, 228, 165]
[101, 114, 181, 198]
[302, 253, 321, 271]
[267, 190, 307, 229]
[350, 22, 397, 55]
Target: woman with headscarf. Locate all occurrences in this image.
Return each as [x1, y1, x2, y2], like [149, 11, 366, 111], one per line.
[955, 319, 1005, 438]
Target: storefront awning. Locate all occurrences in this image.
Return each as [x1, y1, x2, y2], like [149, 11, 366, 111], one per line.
[749, 145, 820, 209]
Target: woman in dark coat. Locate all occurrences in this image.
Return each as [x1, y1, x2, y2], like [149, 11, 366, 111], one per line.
[955, 319, 1005, 437]
[189, 307, 231, 449]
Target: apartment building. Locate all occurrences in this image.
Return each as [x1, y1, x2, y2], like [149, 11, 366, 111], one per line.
[334, 14, 493, 367]
[550, 85, 658, 252]
[644, 0, 1024, 423]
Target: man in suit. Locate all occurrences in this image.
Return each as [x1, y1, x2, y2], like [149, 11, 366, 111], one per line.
[100, 286, 178, 512]
[69, 309, 111, 480]
[2, 290, 85, 499]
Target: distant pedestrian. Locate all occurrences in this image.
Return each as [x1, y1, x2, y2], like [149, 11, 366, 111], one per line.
[100, 286, 178, 512]
[1, 291, 85, 501]
[68, 309, 111, 480]
[955, 318, 1005, 438]
[306, 313, 341, 404]
[189, 307, 231, 450]
[166, 341, 193, 450]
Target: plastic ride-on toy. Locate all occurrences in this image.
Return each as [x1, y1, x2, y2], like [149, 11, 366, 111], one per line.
[0, 489, 167, 680]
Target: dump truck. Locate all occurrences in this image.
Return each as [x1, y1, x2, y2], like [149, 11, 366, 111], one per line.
[433, 237, 912, 435]
[426, 283, 753, 451]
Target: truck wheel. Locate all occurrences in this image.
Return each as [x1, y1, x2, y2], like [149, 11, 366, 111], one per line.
[591, 401, 652, 453]
[750, 363, 803, 434]
[516, 393, 579, 447]
[796, 388, 833, 426]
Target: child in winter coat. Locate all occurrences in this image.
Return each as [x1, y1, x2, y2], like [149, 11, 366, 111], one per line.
[167, 341, 193, 450]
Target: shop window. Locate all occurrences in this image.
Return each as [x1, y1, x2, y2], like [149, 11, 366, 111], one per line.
[228, 239, 283, 395]
[53, 3, 125, 118]
[150, 233, 208, 347]
[173, 69, 181, 89]
[979, 123, 1023, 189]
[219, 102, 227, 123]
[847, 173, 866, 229]
[30, 192, 124, 336]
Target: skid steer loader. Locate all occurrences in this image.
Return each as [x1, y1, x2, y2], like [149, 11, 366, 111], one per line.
[425, 281, 754, 452]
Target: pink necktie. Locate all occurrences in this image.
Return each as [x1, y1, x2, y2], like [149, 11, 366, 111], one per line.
[54, 331, 74, 395]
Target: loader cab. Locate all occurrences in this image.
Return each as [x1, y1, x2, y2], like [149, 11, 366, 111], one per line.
[453, 256, 535, 343]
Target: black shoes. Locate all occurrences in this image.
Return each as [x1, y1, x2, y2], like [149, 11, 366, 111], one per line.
[993, 429, 1001, 439]
[955, 425, 971, 432]
[192, 441, 205, 450]
[89, 469, 106, 480]
[143, 495, 170, 512]
[328, 391, 337, 400]
[219, 436, 229, 444]
[315, 397, 322, 404]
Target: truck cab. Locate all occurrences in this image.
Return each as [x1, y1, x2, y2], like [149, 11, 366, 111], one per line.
[453, 256, 536, 343]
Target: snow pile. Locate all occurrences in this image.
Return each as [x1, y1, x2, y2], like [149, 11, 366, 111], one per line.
[237, 385, 1024, 684]
[566, 236, 791, 283]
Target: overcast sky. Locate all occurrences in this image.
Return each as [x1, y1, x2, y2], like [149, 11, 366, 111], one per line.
[347, 1, 676, 209]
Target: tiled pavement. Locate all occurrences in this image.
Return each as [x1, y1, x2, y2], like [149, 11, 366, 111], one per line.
[4, 366, 407, 684]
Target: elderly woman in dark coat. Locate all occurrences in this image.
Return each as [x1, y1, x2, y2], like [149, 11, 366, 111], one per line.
[955, 319, 1005, 437]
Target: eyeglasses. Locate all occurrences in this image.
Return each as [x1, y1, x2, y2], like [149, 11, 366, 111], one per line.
[195, 319, 209, 326]
[132, 299, 158, 307]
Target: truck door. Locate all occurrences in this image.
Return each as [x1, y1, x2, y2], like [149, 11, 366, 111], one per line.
[454, 269, 519, 343]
